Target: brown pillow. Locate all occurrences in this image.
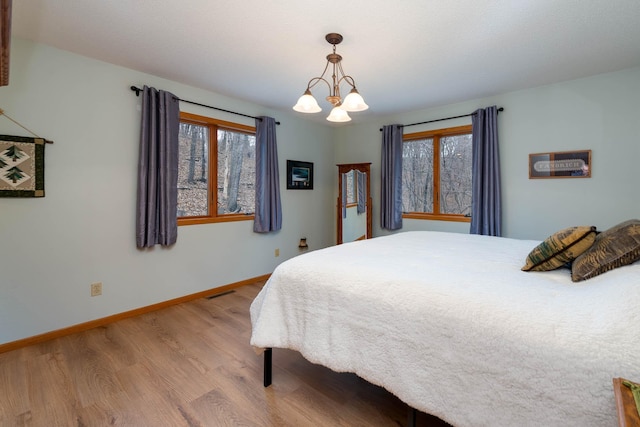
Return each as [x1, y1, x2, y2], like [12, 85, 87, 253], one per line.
[522, 225, 597, 272]
[571, 219, 640, 282]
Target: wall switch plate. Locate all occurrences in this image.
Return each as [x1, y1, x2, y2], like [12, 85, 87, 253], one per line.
[274, 248, 280, 257]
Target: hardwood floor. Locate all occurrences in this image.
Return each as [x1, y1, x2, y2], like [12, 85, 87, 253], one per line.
[0, 282, 451, 426]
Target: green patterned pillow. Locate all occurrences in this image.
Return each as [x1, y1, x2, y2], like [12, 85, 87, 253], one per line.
[571, 219, 640, 282]
[522, 226, 597, 272]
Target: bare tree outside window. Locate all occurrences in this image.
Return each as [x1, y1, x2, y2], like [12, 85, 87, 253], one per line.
[217, 129, 255, 215]
[439, 134, 472, 215]
[178, 123, 208, 217]
[345, 170, 355, 204]
[177, 112, 256, 224]
[402, 125, 472, 221]
[402, 138, 434, 213]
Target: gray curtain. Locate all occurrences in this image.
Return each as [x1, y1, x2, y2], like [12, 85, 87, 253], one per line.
[136, 86, 180, 248]
[381, 124, 403, 230]
[470, 106, 502, 236]
[254, 116, 282, 233]
[357, 170, 366, 214]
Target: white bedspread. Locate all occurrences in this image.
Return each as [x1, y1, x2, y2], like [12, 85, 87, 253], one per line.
[250, 231, 640, 426]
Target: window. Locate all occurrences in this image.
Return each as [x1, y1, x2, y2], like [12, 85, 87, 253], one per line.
[177, 112, 256, 225]
[402, 125, 472, 222]
[345, 170, 356, 205]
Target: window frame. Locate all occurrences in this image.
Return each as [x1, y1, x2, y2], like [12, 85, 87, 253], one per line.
[402, 124, 472, 223]
[177, 111, 256, 227]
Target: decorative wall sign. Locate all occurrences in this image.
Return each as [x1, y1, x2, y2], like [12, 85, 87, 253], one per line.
[529, 150, 591, 179]
[286, 160, 314, 189]
[0, 135, 45, 197]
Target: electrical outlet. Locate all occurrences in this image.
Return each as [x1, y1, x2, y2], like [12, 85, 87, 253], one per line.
[274, 248, 280, 257]
[91, 282, 102, 297]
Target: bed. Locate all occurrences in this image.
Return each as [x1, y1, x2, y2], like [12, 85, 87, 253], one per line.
[250, 230, 640, 426]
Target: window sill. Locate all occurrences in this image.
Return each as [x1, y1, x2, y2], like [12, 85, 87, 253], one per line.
[178, 214, 255, 226]
[402, 213, 471, 223]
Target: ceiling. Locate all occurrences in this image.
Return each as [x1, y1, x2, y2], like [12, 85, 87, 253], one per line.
[11, 0, 640, 124]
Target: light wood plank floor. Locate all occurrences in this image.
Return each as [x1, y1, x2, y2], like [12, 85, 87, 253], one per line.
[0, 282, 451, 426]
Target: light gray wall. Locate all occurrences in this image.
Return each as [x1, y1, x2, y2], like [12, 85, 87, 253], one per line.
[0, 39, 334, 345]
[2, 37, 639, 346]
[334, 66, 640, 240]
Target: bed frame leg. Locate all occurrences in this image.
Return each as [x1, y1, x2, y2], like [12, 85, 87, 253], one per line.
[263, 348, 272, 387]
[407, 407, 416, 427]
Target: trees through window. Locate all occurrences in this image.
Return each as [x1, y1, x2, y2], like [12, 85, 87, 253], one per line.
[177, 112, 256, 225]
[402, 125, 472, 222]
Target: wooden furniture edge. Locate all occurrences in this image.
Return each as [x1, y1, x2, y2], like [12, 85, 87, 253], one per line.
[0, 0, 11, 87]
[0, 273, 270, 354]
[613, 377, 640, 427]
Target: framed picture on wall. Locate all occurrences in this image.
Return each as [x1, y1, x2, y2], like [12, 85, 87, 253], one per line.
[286, 160, 314, 189]
[529, 150, 591, 179]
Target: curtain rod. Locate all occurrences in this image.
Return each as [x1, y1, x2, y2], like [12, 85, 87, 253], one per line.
[378, 107, 504, 131]
[130, 86, 280, 125]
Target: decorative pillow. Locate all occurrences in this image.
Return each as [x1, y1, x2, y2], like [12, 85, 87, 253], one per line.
[571, 219, 640, 282]
[522, 225, 597, 272]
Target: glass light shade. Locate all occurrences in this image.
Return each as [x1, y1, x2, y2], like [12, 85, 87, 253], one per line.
[341, 89, 369, 112]
[326, 106, 351, 122]
[293, 91, 322, 113]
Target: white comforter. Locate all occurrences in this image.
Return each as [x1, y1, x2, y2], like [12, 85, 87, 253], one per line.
[250, 231, 640, 426]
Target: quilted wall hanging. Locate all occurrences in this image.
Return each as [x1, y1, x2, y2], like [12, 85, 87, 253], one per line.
[0, 108, 53, 197]
[0, 134, 46, 197]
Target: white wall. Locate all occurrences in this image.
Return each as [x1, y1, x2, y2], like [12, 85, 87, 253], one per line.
[335, 66, 640, 240]
[0, 39, 334, 344]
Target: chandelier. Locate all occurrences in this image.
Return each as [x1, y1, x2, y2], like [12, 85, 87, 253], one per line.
[293, 33, 368, 123]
